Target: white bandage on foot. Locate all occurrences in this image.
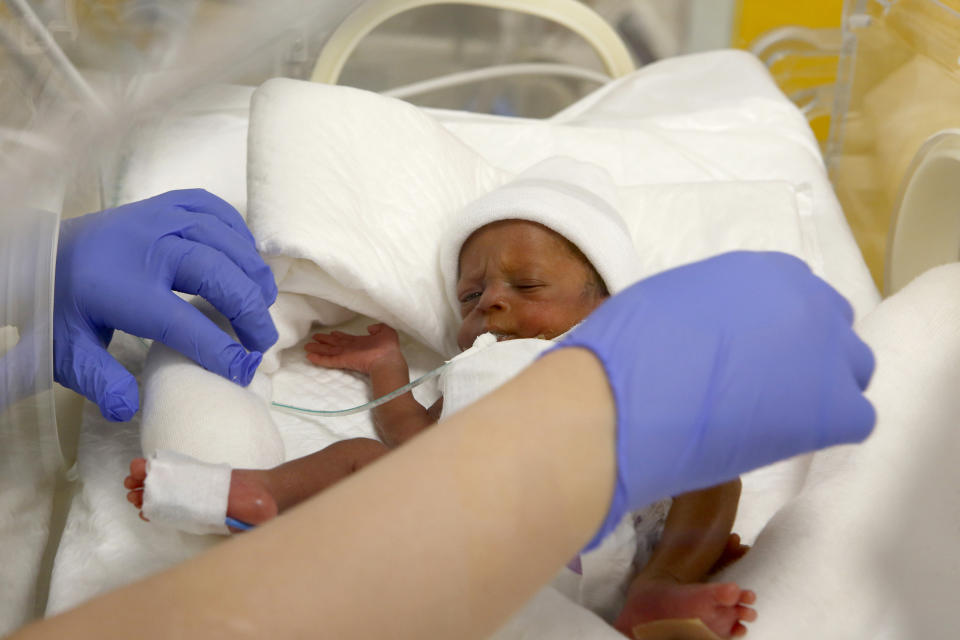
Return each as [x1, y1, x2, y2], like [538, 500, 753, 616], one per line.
[141, 450, 232, 536]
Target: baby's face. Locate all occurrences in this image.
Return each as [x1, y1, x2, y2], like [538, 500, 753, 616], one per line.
[455, 220, 604, 351]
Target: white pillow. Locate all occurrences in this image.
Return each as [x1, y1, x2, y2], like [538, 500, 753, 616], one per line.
[113, 85, 255, 213]
[624, 181, 820, 279]
[247, 80, 819, 359]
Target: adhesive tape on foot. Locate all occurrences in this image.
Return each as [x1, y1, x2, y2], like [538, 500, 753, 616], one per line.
[142, 449, 231, 536]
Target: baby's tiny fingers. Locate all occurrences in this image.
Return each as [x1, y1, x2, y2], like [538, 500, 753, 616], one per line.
[306, 354, 330, 367]
[731, 622, 748, 637]
[739, 590, 756, 605]
[736, 605, 757, 622]
[305, 342, 343, 355]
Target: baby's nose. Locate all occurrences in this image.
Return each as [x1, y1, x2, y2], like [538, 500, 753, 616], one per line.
[479, 286, 510, 311]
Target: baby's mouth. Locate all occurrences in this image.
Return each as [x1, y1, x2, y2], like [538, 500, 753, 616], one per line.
[489, 332, 548, 342]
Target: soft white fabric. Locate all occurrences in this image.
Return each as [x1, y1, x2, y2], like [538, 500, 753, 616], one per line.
[490, 587, 623, 640]
[624, 181, 821, 279]
[248, 75, 829, 362]
[112, 84, 254, 211]
[50, 50, 881, 637]
[141, 450, 231, 536]
[438, 333, 551, 419]
[717, 264, 960, 639]
[438, 156, 640, 322]
[140, 341, 285, 471]
[248, 78, 509, 360]
[442, 50, 878, 319]
[137, 299, 285, 535]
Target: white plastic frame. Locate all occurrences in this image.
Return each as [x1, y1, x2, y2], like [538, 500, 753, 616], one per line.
[309, 0, 635, 85]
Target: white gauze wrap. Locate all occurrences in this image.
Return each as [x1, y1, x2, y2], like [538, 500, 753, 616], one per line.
[141, 450, 231, 535]
[439, 333, 553, 420]
[439, 155, 641, 324]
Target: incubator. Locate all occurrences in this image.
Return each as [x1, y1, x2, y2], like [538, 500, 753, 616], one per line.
[0, 1, 958, 638]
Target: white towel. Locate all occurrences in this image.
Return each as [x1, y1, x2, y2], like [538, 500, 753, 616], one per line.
[246, 79, 821, 364]
[717, 263, 960, 639]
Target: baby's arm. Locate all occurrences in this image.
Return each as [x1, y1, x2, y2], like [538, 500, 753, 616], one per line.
[305, 324, 437, 447]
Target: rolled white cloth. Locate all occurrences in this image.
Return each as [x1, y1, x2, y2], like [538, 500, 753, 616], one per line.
[139, 299, 285, 471]
[138, 300, 285, 535]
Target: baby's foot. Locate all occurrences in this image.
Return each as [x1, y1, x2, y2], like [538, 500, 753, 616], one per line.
[613, 579, 757, 638]
[124, 458, 278, 532]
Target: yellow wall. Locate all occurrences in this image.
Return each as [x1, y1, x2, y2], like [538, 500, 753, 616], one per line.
[733, 0, 845, 143]
[733, 0, 845, 49]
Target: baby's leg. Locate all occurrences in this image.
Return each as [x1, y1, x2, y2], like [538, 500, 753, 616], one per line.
[124, 438, 388, 530]
[613, 579, 756, 639]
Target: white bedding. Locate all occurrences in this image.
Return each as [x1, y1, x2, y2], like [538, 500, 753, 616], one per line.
[717, 263, 960, 640]
[46, 49, 879, 638]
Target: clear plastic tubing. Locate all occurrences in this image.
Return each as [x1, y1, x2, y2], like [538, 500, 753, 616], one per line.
[137, 337, 449, 417]
[270, 363, 449, 417]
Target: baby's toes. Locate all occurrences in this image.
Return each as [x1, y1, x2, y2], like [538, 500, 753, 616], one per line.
[128, 458, 147, 483]
[703, 604, 743, 639]
[736, 604, 757, 623]
[126, 489, 143, 509]
[714, 583, 742, 607]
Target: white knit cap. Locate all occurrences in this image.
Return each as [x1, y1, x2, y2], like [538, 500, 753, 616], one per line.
[440, 156, 640, 325]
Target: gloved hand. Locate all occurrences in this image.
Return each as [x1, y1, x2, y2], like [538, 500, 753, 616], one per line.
[54, 189, 279, 421]
[551, 252, 875, 548]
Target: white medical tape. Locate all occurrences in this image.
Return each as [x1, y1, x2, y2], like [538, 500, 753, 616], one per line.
[141, 449, 231, 536]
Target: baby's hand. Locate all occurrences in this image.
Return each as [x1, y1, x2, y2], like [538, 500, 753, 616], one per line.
[305, 324, 402, 374]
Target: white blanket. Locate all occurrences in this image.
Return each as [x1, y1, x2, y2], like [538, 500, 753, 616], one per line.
[718, 263, 960, 640]
[47, 50, 879, 639]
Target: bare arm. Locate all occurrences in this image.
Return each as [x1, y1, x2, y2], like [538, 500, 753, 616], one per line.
[637, 479, 743, 584]
[305, 324, 435, 447]
[14, 348, 616, 640]
[368, 351, 435, 447]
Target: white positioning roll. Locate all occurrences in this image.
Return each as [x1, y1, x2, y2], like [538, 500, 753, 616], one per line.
[139, 299, 286, 471]
[139, 300, 284, 535]
[141, 450, 231, 536]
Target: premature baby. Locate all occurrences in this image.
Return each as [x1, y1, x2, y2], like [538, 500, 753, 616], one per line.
[124, 157, 755, 638]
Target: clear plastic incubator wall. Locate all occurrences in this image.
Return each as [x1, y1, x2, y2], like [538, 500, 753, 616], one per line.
[0, 1, 958, 639]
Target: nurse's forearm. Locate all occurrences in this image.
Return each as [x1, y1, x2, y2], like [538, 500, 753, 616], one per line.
[15, 348, 616, 640]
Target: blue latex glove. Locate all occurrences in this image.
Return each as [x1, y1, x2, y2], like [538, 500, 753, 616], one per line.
[551, 252, 875, 549]
[54, 190, 279, 421]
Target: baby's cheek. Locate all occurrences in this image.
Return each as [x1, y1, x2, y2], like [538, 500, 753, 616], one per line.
[534, 303, 591, 337]
[457, 315, 479, 349]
